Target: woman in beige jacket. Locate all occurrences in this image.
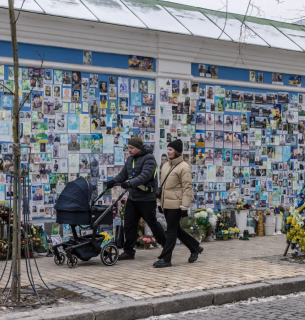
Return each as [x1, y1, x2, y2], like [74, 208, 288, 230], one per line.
[154, 139, 203, 268]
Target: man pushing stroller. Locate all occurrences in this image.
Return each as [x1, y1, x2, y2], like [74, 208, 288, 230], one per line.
[107, 138, 166, 260]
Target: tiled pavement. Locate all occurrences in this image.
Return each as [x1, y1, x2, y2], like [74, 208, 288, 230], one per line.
[1, 235, 304, 302]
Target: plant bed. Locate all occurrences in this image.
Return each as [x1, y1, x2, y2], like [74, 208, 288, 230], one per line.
[0, 284, 99, 314]
[281, 255, 305, 265]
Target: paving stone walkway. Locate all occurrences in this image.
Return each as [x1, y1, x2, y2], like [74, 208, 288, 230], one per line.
[1, 235, 304, 302]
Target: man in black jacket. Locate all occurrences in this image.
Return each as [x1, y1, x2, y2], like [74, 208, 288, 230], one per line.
[107, 137, 166, 260]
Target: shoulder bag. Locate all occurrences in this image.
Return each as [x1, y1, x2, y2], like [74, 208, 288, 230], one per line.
[155, 161, 182, 199]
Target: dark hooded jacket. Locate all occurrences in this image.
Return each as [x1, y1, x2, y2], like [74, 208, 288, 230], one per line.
[113, 145, 157, 201]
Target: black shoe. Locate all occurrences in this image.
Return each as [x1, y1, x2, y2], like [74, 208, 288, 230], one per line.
[153, 259, 172, 268]
[188, 246, 203, 263]
[118, 252, 134, 261]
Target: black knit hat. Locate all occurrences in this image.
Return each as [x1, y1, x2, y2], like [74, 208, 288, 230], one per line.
[128, 137, 143, 150]
[168, 139, 183, 153]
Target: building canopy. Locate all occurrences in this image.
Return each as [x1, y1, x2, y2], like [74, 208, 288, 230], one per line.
[1, 0, 305, 51]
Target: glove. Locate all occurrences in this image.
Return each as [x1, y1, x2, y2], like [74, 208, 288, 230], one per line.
[106, 180, 116, 189]
[181, 210, 188, 218]
[158, 206, 164, 214]
[121, 181, 131, 190]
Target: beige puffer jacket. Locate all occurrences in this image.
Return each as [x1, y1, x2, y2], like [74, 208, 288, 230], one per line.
[160, 156, 192, 209]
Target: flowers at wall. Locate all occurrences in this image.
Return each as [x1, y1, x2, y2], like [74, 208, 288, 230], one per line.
[286, 204, 305, 252]
[0, 207, 45, 259]
[194, 207, 218, 230]
[0, 206, 12, 225]
[138, 235, 156, 245]
[0, 240, 9, 260]
[180, 217, 205, 241]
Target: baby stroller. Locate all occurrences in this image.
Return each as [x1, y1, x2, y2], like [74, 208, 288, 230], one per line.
[53, 177, 126, 268]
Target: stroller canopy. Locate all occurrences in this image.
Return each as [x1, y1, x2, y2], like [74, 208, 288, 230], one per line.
[55, 177, 93, 212]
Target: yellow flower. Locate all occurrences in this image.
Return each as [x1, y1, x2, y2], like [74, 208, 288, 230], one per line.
[100, 232, 111, 243]
[295, 225, 301, 231]
[292, 219, 297, 225]
[287, 216, 292, 224]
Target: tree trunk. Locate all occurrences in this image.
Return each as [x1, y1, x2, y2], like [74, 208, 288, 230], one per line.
[8, 0, 21, 303]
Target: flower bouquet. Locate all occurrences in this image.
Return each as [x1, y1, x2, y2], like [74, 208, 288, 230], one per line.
[138, 235, 157, 249]
[285, 206, 305, 252]
[218, 229, 231, 240]
[236, 199, 251, 213]
[194, 208, 218, 230]
[284, 184, 305, 255]
[193, 208, 218, 241]
[0, 239, 10, 260]
[180, 216, 204, 241]
[228, 227, 240, 238]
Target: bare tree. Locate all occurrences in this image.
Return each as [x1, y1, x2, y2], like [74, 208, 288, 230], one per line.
[6, 0, 44, 303]
[8, 0, 21, 303]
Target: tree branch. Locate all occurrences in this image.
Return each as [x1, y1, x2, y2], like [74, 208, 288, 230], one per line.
[2, 82, 14, 95]
[14, 0, 26, 24]
[217, 0, 228, 40]
[230, 0, 254, 69]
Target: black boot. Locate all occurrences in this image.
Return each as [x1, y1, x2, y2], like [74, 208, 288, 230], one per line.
[188, 246, 203, 263]
[118, 252, 134, 261]
[153, 259, 172, 268]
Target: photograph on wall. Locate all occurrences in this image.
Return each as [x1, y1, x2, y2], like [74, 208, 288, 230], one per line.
[129, 55, 141, 70]
[206, 86, 214, 103]
[172, 80, 180, 97]
[83, 51, 92, 65]
[199, 64, 205, 77]
[141, 57, 153, 71]
[118, 77, 129, 97]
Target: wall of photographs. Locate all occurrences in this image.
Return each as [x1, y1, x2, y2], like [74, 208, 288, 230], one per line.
[193, 63, 303, 87]
[159, 76, 304, 212]
[1, 46, 305, 220]
[0, 57, 156, 220]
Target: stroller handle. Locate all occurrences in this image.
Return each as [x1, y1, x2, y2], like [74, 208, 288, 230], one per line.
[92, 189, 128, 228]
[91, 183, 122, 207]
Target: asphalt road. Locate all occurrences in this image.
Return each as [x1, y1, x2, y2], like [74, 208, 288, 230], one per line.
[140, 292, 305, 320]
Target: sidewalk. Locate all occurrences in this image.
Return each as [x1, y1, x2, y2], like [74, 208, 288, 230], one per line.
[1, 235, 305, 319]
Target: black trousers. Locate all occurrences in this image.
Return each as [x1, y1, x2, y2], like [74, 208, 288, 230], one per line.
[123, 199, 166, 256]
[159, 209, 199, 263]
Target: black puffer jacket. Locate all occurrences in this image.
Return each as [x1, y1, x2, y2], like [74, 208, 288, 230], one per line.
[113, 145, 157, 202]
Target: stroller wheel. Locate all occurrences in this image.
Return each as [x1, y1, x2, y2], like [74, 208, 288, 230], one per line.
[100, 243, 119, 266]
[67, 254, 78, 268]
[54, 253, 65, 266]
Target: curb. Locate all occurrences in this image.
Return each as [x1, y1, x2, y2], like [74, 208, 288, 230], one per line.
[3, 276, 305, 320]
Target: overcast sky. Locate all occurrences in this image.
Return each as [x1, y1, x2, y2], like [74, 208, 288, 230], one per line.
[163, 0, 305, 23]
